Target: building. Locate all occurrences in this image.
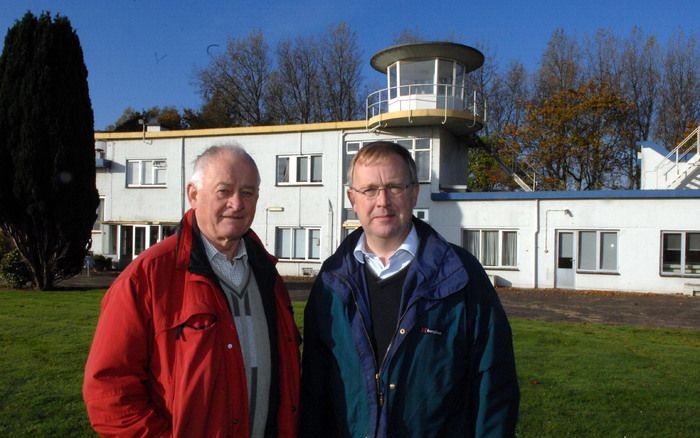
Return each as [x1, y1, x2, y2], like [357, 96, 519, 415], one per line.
[93, 42, 700, 295]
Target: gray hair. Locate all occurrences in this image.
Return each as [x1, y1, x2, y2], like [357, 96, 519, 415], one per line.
[190, 144, 261, 189]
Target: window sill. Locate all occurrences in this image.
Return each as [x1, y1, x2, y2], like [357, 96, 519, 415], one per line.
[276, 182, 323, 187]
[575, 270, 620, 275]
[277, 259, 322, 263]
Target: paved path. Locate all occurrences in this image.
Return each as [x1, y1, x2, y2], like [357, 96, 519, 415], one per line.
[60, 273, 700, 330]
[497, 288, 700, 330]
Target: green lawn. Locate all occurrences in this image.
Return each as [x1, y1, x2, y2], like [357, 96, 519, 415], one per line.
[1, 291, 699, 437]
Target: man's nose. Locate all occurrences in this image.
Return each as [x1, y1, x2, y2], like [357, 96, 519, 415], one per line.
[226, 192, 243, 209]
[374, 187, 392, 206]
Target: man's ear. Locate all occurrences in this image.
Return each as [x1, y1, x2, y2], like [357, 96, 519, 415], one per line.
[347, 188, 357, 211]
[186, 183, 198, 207]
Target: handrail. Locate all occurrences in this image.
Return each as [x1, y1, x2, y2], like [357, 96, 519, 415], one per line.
[366, 83, 482, 126]
[653, 125, 700, 187]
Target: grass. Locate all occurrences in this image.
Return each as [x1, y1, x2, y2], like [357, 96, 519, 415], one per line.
[2, 291, 699, 437]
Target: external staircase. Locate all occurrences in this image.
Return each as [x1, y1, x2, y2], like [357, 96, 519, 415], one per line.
[467, 133, 539, 191]
[654, 126, 700, 189]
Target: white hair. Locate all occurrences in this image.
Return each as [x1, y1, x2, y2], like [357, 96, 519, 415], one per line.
[190, 143, 260, 189]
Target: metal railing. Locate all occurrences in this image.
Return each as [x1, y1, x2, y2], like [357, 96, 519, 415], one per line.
[655, 125, 700, 188]
[365, 83, 483, 127]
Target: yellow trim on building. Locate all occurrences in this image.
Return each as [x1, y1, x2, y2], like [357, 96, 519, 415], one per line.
[95, 120, 367, 141]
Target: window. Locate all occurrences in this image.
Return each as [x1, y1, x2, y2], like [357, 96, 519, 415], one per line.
[462, 229, 517, 268]
[577, 230, 618, 272]
[275, 227, 321, 260]
[437, 59, 453, 96]
[276, 155, 322, 185]
[413, 209, 429, 223]
[126, 159, 167, 187]
[399, 59, 434, 95]
[388, 63, 398, 99]
[662, 231, 700, 276]
[93, 198, 105, 231]
[344, 138, 432, 184]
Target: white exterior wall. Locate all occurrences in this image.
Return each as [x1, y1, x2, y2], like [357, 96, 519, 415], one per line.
[94, 124, 700, 294]
[431, 196, 700, 295]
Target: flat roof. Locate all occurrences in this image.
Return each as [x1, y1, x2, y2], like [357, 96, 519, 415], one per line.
[370, 41, 484, 73]
[94, 120, 367, 141]
[432, 189, 700, 201]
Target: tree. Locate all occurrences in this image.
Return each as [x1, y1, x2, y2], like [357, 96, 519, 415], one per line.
[618, 27, 660, 187]
[0, 11, 98, 290]
[196, 30, 271, 126]
[655, 31, 700, 149]
[392, 27, 427, 45]
[266, 36, 323, 124]
[513, 81, 632, 190]
[536, 29, 582, 101]
[319, 22, 363, 121]
[108, 106, 184, 131]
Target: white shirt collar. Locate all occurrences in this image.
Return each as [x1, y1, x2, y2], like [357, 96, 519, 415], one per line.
[201, 235, 247, 263]
[353, 225, 418, 279]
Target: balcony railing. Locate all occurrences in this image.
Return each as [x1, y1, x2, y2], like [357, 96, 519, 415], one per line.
[366, 83, 483, 126]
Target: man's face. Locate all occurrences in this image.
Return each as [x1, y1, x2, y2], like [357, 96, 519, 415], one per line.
[188, 152, 259, 255]
[348, 154, 418, 254]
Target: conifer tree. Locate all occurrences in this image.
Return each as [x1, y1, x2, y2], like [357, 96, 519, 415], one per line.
[0, 11, 98, 290]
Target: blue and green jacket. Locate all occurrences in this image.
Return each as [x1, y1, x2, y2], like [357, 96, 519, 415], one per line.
[299, 218, 519, 437]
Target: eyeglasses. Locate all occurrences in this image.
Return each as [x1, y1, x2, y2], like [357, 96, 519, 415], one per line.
[349, 182, 415, 199]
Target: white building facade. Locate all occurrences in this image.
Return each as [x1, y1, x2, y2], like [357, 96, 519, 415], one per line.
[92, 42, 700, 295]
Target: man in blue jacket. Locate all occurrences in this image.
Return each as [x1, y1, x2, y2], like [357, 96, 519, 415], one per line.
[300, 141, 519, 437]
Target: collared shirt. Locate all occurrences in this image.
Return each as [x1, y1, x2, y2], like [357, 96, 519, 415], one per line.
[201, 237, 249, 289]
[353, 225, 418, 279]
[200, 235, 270, 438]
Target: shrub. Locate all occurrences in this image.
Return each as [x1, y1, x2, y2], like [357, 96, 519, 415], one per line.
[0, 249, 32, 288]
[92, 254, 112, 271]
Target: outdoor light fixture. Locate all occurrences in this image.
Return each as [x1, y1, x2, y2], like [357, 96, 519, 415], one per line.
[544, 209, 574, 253]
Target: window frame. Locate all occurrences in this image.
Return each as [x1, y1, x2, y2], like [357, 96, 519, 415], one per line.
[413, 208, 429, 223]
[274, 226, 322, 261]
[661, 231, 700, 277]
[576, 230, 619, 274]
[276, 154, 323, 186]
[126, 158, 168, 187]
[461, 228, 518, 269]
[343, 138, 432, 184]
[92, 197, 105, 232]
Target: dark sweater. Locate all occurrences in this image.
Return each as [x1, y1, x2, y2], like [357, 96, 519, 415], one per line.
[365, 265, 409, 364]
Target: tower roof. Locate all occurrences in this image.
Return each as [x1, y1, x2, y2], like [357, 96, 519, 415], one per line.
[370, 41, 484, 73]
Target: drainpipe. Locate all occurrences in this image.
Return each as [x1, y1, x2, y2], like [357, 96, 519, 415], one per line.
[181, 136, 186, 216]
[534, 198, 540, 289]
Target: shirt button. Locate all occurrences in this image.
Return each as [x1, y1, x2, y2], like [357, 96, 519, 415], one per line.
[226, 343, 233, 349]
[399, 328, 406, 335]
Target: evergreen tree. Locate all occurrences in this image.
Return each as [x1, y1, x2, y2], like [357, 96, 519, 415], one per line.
[0, 11, 98, 290]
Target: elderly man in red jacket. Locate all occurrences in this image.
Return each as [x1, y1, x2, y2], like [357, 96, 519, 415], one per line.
[83, 144, 300, 437]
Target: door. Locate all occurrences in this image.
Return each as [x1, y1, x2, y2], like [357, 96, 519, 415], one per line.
[555, 231, 575, 289]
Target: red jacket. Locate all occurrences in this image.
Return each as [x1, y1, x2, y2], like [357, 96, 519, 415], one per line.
[83, 209, 300, 437]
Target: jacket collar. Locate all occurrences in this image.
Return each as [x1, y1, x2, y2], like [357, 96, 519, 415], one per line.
[322, 218, 469, 304]
[175, 209, 276, 279]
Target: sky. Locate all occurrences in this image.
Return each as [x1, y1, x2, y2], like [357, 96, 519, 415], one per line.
[1, 0, 697, 130]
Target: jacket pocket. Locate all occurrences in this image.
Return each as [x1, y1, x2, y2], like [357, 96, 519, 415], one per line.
[174, 313, 218, 341]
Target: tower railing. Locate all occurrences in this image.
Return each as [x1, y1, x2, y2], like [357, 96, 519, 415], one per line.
[366, 84, 482, 128]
